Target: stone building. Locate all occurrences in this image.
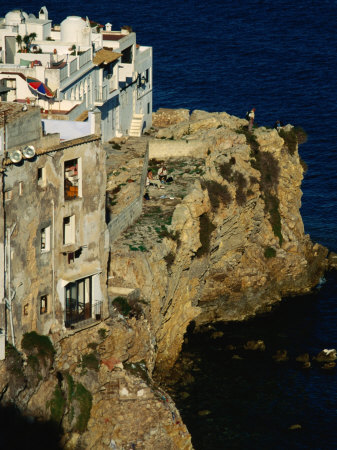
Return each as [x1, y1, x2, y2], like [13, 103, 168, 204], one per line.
[0, 102, 108, 348]
[0, 7, 152, 141]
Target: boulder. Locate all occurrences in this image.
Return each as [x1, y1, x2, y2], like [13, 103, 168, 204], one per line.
[315, 349, 337, 362]
[272, 349, 288, 362]
[296, 353, 310, 363]
[244, 340, 266, 351]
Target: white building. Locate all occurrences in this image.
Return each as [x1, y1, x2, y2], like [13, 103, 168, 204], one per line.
[0, 7, 152, 142]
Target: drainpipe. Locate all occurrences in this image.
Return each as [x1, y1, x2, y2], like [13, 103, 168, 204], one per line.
[7, 223, 16, 347]
[52, 199, 55, 321]
[0, 169, 5, 359]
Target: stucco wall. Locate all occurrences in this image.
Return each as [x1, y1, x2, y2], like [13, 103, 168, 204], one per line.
[149, 139, 209, 159]
[7, 108, 42, 150]
[108, 144, 148, 244]
[3, 136, 108, 344]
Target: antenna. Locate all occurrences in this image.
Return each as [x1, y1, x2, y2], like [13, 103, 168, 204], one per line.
[9, 150, 23, 164]
[22, 145, 36, 159]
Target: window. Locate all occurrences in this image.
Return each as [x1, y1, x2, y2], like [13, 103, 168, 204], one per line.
[63, 215, 75, 245]
[37, 167, 46, 187]
[40, 295, 48, 314]
[147, 102, 151, 115]
[19, 181, 23, 195]
[64, 158, 81, 200]
[41, 226, 51, 252]
[145, 68, 149, 82]
[4, 190, 12, 201]
[121, 45, 133, 64]
[65, 276, 92, 326]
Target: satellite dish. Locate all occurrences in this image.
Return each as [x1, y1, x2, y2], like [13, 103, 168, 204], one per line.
[22, 145, 36, 159]
[9, 150, 23, 164]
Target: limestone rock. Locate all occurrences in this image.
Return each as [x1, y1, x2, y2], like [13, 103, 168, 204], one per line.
[272, 349, 288, 362]
[315, 349, 337, 362]
[152, 108, 190, 127]
[244, 340, 266, 351]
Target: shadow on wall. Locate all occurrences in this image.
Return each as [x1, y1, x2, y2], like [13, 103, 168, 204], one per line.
[0, 405, 63, 449]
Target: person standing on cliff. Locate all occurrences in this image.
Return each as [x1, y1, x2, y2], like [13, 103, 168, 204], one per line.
[248, 108, 256, 132]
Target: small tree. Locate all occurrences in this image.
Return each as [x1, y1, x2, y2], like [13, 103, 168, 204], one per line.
[16, 34, 22, 51]
[23, 34, 30, 51]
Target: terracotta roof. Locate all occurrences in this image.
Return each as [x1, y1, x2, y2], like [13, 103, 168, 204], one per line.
[93, 49, 122, 66]
[102, 34, 125, 41]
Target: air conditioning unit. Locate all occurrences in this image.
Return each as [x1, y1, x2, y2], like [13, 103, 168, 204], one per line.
[9, 150, 23, 164]
[22, 145, 36, 159]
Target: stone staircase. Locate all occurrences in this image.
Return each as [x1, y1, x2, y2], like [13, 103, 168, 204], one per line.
[129, 114, 144, 137]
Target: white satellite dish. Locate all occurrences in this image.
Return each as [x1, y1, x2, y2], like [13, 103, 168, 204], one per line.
[9, 150, 23, 164]
[22, 145, 36, 159]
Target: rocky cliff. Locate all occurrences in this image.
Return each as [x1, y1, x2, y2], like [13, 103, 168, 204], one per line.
[108, 108, 328, 373]
[0, 109, 328, 448]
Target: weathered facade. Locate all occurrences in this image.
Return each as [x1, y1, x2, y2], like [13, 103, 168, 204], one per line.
[1, 102, 108, 346]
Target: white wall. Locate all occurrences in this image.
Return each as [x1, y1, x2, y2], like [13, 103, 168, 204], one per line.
[42, 111, 96, 140]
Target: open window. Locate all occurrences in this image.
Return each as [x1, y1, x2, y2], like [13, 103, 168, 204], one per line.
[63, 215, 75, 245]
[41, 226, 51, 252]
[4, 190, 12, 201]
[37, 167, 46, 188]
[40, 295, 48, 314]
[64, 158, 81, 200]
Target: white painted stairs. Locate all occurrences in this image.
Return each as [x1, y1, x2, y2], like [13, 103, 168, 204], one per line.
[129, 114, 144, 137]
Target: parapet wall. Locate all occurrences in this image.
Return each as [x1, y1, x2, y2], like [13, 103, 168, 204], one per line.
[149, 139, 209, 159]
[108, 143, 149, 245]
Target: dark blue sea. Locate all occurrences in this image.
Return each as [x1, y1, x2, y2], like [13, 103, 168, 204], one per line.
[2, 1, 337, 448]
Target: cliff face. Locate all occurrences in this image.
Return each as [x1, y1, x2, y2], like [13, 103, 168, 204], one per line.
[108, 109, 328, 373]
[0, 110, 328, 448]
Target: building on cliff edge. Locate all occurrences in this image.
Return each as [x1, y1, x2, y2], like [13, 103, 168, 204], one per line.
[0, 7, 152, 142]
[0, 102, 109, 358]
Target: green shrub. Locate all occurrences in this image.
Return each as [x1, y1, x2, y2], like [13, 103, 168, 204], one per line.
[112, 296, 131, 316]
[264, 193, 283, 246]
[264, 247, 276, 258]
[236, 188, 247, 206]
[299, 157, 308, 173]
[5, 343, 24, 377]
[27, 354, 40, 372]
[81, 353, 99, 371]
[98, 328, 107, 340]
[202, 180, 232, 209]
[164, 251, 175, 270]
[73, 383, 92, 433]
[65, 372, 75, 401]
[87, 342, 98, 350]
[293, 126, 308, 145]
[279, 127, 307, 156]
[196, 214, 216, 258]
[219, 162, 232, 181]
[249, 176, 259, 185]
[49, 385, 65, 424]
[22, 331, 55, 360]
[232, 171, 247, 190]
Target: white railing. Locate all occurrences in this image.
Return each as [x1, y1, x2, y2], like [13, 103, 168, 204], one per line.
[60, 65, 68, 81]
[79, 49, 91, 68]
[70, 59, 77, 75]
